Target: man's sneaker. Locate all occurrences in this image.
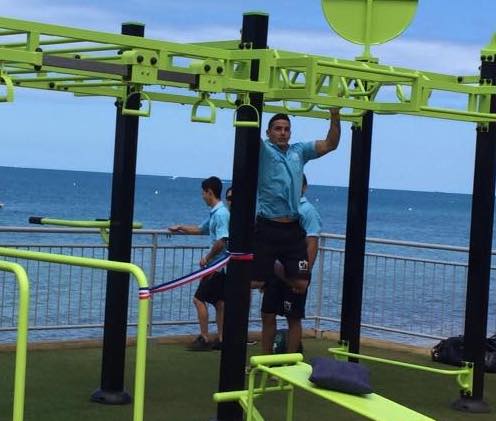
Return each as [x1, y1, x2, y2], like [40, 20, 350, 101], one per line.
[211, 338, 222, 351]
[187, 335, 211, 351]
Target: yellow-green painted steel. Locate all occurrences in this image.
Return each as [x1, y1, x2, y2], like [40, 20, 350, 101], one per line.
[214, 353, 436, 421]
[0, 261, 29, 421]
[321, 0, 418, 45]
[0, 71, 14, 102]
[191, 92, 217, 123]
[329, 346, 473, 394]
[122, 91, 152, 117]
[0, 10, 494, 125]
[34, 217, 143, 244]
[0, 247, 149, 421]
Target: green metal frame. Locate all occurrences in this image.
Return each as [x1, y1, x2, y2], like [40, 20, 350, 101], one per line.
[0, 15, 494, 127]
[30, 217, 143, 244]
[0, 260, 29, 421]
[214, 353, 436, 421]
[329, 344, 474, 395]
[0, 247, 149, 421]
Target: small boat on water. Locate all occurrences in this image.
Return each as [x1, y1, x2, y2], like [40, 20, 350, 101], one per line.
[0, 203, 3, 208]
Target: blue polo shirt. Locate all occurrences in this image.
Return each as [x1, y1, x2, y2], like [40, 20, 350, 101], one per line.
[299, 196, 322, 237]
[198, 201, 230, 260]
[257, 139, 319, 219]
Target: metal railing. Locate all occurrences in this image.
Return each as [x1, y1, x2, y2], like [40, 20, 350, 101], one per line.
[1, 227, 495, 346]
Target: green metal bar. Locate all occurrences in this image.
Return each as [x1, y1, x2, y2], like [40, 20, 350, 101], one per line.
[329, 347, 473, 394]
[329, 347, 469, 375]
[0, 29, 25, 36]
[0, 247, 149, 421]
[0, 261, 29, 421]
[0, 37, 80, 48]
[29, 217, 142, 229]
[44, 45, 122, 55]
[0, 16, 231, 59]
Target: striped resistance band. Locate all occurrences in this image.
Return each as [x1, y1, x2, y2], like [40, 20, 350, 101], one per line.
[138, 251, 253, 299]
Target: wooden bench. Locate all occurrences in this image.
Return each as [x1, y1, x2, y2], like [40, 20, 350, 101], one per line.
[214, 353, 435, 421]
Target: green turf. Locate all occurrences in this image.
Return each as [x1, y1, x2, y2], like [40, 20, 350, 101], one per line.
[1, 338, 495, 420]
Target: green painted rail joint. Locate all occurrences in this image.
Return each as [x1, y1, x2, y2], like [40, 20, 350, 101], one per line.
[0, 260, 29, 421]
[329, 345, 474, 395]
[0, 247, 150, 421]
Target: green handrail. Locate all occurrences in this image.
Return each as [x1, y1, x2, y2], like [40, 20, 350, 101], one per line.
[0, 247, 150, 421]
[0, 260, 29, 421]
[28, 217, 143, 244]
[329, 346, 473, 393]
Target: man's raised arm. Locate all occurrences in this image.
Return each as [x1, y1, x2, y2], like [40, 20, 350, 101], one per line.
[315, 108, 341, 157]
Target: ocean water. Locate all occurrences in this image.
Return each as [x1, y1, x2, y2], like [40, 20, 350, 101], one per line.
[0, 166, 495, 345]
[0, 165, 479, 248]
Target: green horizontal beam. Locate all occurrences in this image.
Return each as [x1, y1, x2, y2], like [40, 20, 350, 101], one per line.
[0, 15, 494, 124]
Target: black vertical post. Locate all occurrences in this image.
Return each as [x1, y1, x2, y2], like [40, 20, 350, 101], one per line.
[91, 22, 145, 405]
[340, 112, 373, 355]
[215, 12, 268, 421]
[452, 57, 496, 413]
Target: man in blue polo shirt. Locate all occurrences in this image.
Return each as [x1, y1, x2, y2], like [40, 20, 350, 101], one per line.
[261, 174, 322, 353]
[169, 176, 229, 351]
[254, 109, 340, 354]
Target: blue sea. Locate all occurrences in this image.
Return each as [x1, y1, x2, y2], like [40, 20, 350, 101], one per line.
[0, 165, 478, 248]
[1, 165, 495, 346]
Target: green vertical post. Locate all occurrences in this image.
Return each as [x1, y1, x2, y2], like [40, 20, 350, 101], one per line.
[0, 248, 149, 421]
[0, 261, 29, 421]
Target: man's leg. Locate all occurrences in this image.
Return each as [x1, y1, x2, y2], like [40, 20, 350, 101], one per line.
[286, 317, 303, 353]
[261, 312, 277, 354]
[193, 296, 209, 341]
[215, 300, 224, 342]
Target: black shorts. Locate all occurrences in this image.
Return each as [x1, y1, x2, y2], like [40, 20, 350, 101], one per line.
[194, 270, 225, 305]
[252, 216, 310, 283]
[261, 275, 309, 319]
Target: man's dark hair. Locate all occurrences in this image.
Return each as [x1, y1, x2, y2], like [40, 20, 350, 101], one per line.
[225, 186, 232, 199]
[201, 176, 222, 199]
[268, 113, 291, 129]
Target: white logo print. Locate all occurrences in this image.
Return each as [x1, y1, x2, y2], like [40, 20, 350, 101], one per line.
[284, 300, 292, 313]
[298, 260, 309, 272]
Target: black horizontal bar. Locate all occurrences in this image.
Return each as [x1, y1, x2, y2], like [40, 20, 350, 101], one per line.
[157, 69, 199, 88]
[42, 55, 128, 76]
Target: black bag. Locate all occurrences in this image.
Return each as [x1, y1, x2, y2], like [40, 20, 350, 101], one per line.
[431, 335, 464, 367]
[431, 334, 496, 372]
[485, 334, 496, 373]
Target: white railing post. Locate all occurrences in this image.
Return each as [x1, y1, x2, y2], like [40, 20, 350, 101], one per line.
[314, 235, 326, 337]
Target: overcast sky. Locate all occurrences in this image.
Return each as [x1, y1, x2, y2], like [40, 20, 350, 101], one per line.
[1, 0, 495, 193]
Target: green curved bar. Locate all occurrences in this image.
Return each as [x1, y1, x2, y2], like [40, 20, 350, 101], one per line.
[0, 247, 149, 421]
[122, 91, 152, 117]
[0, 261, 29, 421]
[329, 347, 473, 393]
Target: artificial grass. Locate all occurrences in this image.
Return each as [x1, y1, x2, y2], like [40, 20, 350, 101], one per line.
[1, 338, 495, 420]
